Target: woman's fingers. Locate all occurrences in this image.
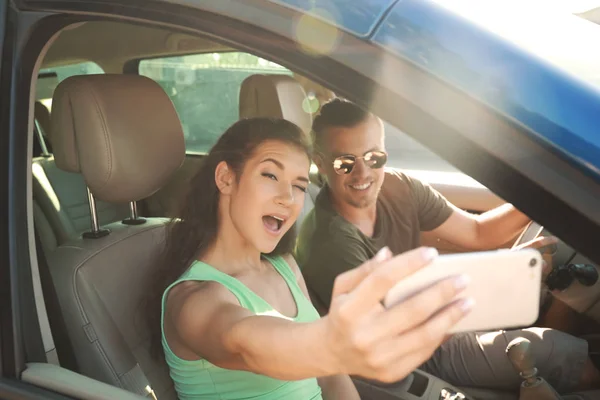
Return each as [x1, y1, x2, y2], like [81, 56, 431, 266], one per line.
[360, 298, 473, 382]
[325, 246, 475, 382]
[340, 247, 439, 316]
[367, 274, 470, 343]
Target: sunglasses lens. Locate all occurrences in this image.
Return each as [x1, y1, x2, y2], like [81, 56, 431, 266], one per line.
[333, 156, 355, 174]
[365, 151, 387, 169]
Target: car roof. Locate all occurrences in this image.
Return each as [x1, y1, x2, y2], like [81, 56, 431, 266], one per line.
[183, 0, 600, 180]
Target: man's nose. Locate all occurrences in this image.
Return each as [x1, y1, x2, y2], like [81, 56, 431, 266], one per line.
[351, 158, 370, 177]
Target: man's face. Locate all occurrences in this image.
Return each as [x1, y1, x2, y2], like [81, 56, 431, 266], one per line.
[316, 115, 386, 209]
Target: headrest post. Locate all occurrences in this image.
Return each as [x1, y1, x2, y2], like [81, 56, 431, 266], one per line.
[129, 201, 138, 220]
[88, 187, 100, 232]
[122, 201, 146, 226]
[82, 187, 110, 239]
[34, 120, 51, 157]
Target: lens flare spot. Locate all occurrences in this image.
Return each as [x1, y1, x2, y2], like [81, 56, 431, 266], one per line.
[302, 91, 320, 114]
[294, 9, 341, 57]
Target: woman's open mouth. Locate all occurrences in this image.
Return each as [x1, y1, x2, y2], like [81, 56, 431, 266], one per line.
[262, 215, 285, 234]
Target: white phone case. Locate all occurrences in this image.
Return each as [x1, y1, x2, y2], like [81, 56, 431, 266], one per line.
[382, 249, 543, 333]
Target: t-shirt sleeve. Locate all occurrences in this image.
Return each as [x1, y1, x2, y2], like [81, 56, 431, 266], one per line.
[405, 174, 453, 231]
[302, 228, 370, 309]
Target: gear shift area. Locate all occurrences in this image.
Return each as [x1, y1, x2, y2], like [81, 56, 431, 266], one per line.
[353, 369, 476, 400]
[506, 337, 562, 400]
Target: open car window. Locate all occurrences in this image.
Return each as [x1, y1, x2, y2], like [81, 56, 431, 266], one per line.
[139, 52, 292, 153]
[36, 61, 104, 111]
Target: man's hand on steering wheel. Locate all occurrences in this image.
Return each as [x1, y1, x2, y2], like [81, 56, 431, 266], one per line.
[512, 235, 558, 252]
[513, 235, 559, 281]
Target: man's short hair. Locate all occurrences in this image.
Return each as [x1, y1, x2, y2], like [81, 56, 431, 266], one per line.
[312, 98, 372, 153]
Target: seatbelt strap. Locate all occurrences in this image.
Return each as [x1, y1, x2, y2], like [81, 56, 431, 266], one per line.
[33, 225, 79, 371]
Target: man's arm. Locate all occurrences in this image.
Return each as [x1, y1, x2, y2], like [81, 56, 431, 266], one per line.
[403, 172, 530, 250]
[433, 203, 530, 250]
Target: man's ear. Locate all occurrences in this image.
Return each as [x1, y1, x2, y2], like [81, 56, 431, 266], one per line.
[215, 161, 234, 195]
[313, 153, 326, 175]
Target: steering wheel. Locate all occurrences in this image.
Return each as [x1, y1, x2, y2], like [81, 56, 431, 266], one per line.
[511, 221, 545, 250]
[511, 222, 577, 267]
[513, 222, 599, 291]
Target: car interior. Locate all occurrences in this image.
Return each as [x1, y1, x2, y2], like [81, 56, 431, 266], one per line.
[24, 17, 600, 400]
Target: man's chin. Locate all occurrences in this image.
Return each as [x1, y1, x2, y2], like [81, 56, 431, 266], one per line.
[347, 196, 376, 209]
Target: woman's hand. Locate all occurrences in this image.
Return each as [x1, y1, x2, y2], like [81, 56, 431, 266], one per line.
[321, 246, 472, 383]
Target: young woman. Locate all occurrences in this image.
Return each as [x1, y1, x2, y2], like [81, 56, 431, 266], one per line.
[146, 118, 472, 399]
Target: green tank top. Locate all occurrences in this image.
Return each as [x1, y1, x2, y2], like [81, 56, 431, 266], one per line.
[161, 255, 324, 400]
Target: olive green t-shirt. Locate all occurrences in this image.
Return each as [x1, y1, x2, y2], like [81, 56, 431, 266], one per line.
[296, 169, 453, 309]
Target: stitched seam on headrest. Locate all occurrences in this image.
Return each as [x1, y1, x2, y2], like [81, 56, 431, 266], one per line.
[254, 77, 261, 116]
[67, 95, 80, 172]
[87, 82, 112, 190]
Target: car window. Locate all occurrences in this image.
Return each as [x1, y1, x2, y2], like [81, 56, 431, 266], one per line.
[383, 121, 459, 175]
[36, 61, 104, 110]
[139, 52, 293, 153]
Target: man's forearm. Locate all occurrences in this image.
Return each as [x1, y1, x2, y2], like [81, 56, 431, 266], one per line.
[475, 204, 530, 248]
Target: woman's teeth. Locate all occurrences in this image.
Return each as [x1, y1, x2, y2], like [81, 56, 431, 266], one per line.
[263, 215, 284, 232]
[273, 216, 284, 229]
[351, 182, 372, 190]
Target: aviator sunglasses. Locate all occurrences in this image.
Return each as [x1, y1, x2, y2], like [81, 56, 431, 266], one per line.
[331, 150, 388, 175]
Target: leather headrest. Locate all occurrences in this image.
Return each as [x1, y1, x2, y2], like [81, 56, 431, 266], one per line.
[239, 74, 312, 135]
[50, 74, 185, 203]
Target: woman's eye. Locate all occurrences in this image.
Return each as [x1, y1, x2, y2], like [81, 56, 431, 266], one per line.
[294, 185, 308, 193]
[262, 172, 277, 181]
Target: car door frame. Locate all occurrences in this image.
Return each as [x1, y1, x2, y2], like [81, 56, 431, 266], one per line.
[27, 0, 600, 258]
[0, 5, 87, 397]
[3, 0, 600, 397]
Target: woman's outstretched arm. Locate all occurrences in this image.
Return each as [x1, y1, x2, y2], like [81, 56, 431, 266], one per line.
[283, 253, 360, 399]
[166, 247, 472, 382]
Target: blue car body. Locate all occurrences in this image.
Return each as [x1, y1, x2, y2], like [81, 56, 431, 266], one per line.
[271, 0, 600, 180]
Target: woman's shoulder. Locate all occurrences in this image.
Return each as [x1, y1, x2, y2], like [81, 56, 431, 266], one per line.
[165, 280, 242, 338]
[166, 280, 237, 320]
[167, 279, 223, 305]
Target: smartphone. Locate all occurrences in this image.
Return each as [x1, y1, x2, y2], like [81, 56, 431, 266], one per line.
[382, 249, 543, 333]
[511, 221, 544, 249]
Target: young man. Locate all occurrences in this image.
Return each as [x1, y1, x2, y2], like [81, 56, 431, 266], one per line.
[295, 98, 600, 393]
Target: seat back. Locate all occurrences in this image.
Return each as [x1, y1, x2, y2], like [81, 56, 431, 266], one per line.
[239, 74, 321, 231]
[46, 74, 185, 399]
[32, 158, 130, 253]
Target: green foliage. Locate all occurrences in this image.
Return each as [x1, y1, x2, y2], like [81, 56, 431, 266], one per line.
[140, 52, 292, 152]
